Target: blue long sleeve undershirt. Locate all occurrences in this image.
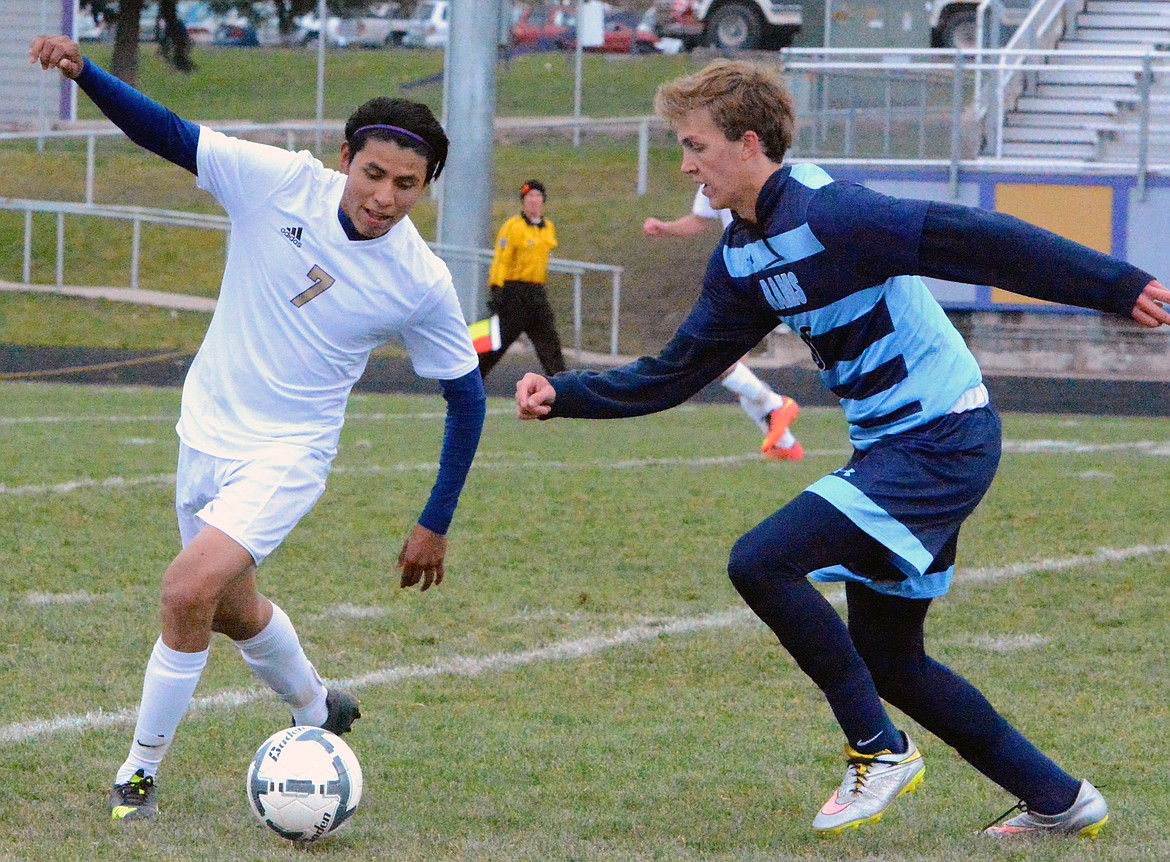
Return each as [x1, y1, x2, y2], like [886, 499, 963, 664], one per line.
[419, 370, 487, 534]
[75, 58, 200, 173]
[75, 56, 486, 534]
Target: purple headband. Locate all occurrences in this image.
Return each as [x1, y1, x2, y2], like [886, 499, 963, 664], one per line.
[352, 124, 431, 153]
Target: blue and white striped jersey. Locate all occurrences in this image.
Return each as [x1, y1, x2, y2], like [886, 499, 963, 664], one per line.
[550, 164, 1151, 447]
[710, 163, 979, 448]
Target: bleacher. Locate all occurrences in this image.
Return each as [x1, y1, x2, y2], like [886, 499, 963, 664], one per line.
[1000, 0, 1170, 160]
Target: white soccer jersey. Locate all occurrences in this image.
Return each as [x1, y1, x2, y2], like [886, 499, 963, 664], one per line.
[179, 128, 478, 460]
[692, 187, 734, 228]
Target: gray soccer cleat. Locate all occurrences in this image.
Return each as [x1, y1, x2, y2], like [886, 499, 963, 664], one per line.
[109, 769, 158, 823]
[812, 733, 926, 835]
[983, 780, 1108, 839]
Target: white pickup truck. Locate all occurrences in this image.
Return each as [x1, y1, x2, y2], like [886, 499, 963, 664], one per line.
[654, 0, 802, 51]
[654, 0, 1035, 53]
[297, 2, 412, 47]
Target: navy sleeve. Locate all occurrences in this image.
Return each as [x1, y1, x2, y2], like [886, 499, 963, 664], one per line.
[75, 57, 200, 174]
[919, 201, 1151, 316]
[547, 329, 757, 420]
[417, 369, 486, 535]
[808, 183, 930, 283]
[548, 252, 773, 420]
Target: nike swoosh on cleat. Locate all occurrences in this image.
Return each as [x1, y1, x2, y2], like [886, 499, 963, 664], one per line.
[111, 805, 138, 820]
[820, 797, 852, 816]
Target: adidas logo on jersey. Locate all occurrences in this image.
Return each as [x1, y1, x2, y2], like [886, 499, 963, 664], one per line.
[281, 226, 304, 247]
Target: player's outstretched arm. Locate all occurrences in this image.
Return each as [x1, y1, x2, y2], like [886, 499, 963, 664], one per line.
[397, 524, 447, 592]
[1132, 280, 1170, 328]
[516, 372, 555, 420]
[29, 34, 199, 174]
[643, 214, 710, 239]
[29, 35, 84, 79]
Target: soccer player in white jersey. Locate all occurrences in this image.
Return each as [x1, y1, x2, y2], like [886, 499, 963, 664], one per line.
[645, 188, 802, 461]
[31, 35, 487, 823]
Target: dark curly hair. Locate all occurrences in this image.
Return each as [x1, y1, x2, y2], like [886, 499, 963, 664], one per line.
[345, 97, 449, 183]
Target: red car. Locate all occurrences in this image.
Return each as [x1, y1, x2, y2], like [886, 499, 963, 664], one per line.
[512, 4, 658, 54]
[511, 4, 575, 51]
[586, 9, 658, 54]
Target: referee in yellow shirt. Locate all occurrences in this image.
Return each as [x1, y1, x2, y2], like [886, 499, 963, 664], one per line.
[479, 180, 567, 379]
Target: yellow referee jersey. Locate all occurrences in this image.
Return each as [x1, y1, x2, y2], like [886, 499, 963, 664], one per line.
[487, 214, 558, 288]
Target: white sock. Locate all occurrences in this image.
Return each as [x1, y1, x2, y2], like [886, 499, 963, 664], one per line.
[116, 638, 209, 784]
[720, 361, 769, 403]
[233, 602, 327, 727]
[739, 392, 798, 449]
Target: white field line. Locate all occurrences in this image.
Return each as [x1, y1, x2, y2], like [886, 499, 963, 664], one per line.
[0, 409, 513, 427]
[2, 439, 1168, 499]
[945, 634, 1050, 653]
[3, 541, 1169, 746]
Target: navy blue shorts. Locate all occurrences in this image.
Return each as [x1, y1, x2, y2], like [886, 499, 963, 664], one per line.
[803, 406, 1001, 598]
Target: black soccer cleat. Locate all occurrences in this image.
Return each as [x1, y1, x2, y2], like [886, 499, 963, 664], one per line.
[109, 769, 158, 823]
[321, 688, 361, 736]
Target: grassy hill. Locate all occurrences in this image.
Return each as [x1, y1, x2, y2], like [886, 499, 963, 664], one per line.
[1, 46, 726, 356]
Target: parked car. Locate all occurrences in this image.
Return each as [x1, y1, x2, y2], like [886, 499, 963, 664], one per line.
[589, 9, 659, 53]
[294, 10, 348, 46]
[336, 2, 410, 47]
[511, 3, 575, 51]
[213, 19, 260, 47]
[402, 0, 449, 48]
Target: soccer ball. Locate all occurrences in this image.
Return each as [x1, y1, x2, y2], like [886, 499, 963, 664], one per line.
[246, 725, 363, 844]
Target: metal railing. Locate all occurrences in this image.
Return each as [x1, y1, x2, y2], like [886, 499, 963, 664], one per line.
[0, 197, 626, 356]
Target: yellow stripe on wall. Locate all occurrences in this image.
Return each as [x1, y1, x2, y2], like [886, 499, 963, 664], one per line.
[992, 183, 1113, 306]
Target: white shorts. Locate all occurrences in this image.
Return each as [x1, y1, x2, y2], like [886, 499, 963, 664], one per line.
[175, 442, 331, 566]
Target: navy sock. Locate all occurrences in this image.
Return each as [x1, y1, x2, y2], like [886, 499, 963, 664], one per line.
[855, 728, 906, 756]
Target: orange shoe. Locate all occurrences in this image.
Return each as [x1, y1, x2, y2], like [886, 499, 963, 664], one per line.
[761, 397, 800, 453]
[763, 440, 804, 462]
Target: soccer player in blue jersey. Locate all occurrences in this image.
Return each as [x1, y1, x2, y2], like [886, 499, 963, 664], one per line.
[518, 59, 1170, 838]
[31, 35, 486, 823]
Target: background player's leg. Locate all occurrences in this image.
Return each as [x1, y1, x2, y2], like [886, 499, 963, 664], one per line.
[718, 361, 799, 455]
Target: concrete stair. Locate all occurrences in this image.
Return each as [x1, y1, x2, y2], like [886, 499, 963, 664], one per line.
[994, 0, 1170, 161]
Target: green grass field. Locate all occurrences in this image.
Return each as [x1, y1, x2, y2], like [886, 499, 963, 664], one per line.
[1, 382, 1168, 861]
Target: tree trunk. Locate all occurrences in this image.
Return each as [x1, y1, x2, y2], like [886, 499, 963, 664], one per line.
[157, 0, 195, 73]
[109, 0, 144, 86]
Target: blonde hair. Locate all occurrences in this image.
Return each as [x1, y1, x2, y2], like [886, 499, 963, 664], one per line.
[654, 59, 796, 164]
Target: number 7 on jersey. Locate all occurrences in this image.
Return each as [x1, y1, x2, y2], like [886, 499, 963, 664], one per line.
[291, 265, 335, 307]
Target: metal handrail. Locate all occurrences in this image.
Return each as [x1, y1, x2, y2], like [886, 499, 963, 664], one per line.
[0, 198, 625, 356]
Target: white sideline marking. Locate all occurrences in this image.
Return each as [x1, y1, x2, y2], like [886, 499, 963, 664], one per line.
[1003, 439, 1170, 456]
[0, 409, 512, 427]
[307, 604, 389, 622]
[23, 591, 100, 606]
[0, 473, 175, 497]
[3, 542, 1169, 746]
[0, 415, 173, 426]
[945, 634, 1050, 653]
[3, 438, 1168, 500]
